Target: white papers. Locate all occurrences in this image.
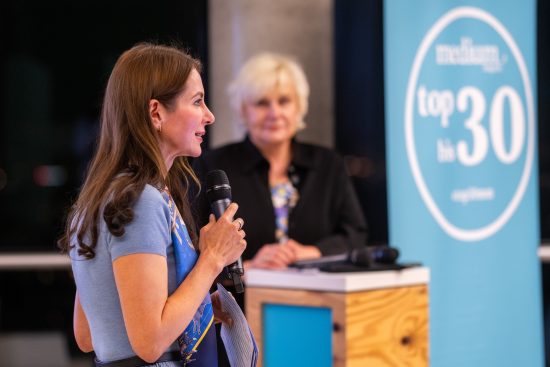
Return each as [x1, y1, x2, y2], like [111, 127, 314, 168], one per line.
[217, 283, 258, 367]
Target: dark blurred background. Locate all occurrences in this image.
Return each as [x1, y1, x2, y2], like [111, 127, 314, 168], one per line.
[0, 0, 208, 364]
[0, 0, 209, 252]
[1, 0, 549, 365]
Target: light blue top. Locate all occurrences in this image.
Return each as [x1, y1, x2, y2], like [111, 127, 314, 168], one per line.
[70, 184, 179, 362]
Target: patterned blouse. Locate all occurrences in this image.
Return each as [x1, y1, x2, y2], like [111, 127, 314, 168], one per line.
[270, 181, 299, 243]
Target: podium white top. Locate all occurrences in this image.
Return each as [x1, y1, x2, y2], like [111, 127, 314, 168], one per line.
[245, 266, 430, 292]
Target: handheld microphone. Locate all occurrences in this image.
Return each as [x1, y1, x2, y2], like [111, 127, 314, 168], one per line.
[206, 170, 244, 293]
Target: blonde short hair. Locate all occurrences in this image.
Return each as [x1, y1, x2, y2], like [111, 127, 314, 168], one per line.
[228, 53, 310, 130]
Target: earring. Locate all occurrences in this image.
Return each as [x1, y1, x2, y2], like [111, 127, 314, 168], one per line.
[157, 123, 162, 133]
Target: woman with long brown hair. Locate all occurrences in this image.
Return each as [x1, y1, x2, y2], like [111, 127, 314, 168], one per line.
[59, 43, 246, 367]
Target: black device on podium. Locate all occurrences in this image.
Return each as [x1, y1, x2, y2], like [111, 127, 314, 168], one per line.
[290, 245, 417, 272]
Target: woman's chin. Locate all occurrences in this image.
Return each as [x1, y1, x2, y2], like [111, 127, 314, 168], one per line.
[255, 133, 293, 146]
[185, 146, 202, 158]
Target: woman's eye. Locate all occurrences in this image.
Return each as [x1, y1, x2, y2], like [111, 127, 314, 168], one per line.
[279, 96, 291, 105]
[255, 99, 269, 107]
[194, 98, 203, 106]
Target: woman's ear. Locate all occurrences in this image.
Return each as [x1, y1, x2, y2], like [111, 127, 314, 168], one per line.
[149, 99, 162, 131]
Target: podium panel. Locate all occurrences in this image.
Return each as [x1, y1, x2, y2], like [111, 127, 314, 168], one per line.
[245, 268, 429, 367]
[263, 304, 332, 366]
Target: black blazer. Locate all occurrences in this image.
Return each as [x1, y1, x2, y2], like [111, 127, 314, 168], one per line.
[192, 137, 368, 261]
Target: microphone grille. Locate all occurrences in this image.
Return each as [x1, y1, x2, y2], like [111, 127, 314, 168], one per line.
[206, 170, 232, 202]
[206, 169, 229, 187]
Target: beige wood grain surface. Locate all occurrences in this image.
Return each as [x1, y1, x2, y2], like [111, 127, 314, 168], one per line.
[246, 285, 429, 367]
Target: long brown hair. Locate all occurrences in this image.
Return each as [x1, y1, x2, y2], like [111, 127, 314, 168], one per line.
[59, 43, 201, 258]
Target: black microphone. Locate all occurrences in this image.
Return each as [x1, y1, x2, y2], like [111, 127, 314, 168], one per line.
[289, 246, 399, 269]
[206, 170, 244, 293]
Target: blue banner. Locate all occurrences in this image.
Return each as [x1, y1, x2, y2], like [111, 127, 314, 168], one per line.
[384, 1, 543, 366]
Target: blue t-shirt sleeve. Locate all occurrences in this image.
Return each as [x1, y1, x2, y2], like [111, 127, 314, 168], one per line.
[107, 185, 172, 261]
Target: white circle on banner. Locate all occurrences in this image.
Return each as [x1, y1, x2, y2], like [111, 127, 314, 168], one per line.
[404, 6, 534, 241]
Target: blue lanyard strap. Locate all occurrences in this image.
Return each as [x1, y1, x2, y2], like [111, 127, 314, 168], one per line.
[161, 190, 214, 363]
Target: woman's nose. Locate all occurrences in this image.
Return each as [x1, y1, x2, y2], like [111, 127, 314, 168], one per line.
[204, 105, 215, 124]
[267, 102, 281, 117]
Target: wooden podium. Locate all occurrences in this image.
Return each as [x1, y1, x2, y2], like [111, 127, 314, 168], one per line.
[245, 267, 430, 367]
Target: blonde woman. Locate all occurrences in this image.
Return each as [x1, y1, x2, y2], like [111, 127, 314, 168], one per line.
[195, 53, 366, 274]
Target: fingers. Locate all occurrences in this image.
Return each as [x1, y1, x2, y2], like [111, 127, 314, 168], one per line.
[285, 238, 302, 249]
[233, 218, 244, 231]
[215, 312, 233, 327]
[256, 255, 288, 269]
[211, 291, 233, 326]
[285, 239, 321, 260]
[274, 243, 296, 263]
[220, 202, 239, 221]
[252, 244, 296, 269]
[232, 218, 246, 241]
[199, 203, 246, 267]
[199, 214, 216, 237]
